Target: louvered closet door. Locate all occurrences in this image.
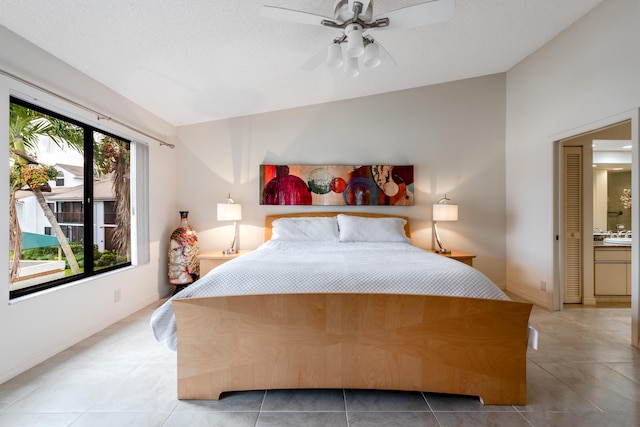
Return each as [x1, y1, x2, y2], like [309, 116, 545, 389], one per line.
[563, 146, 583, 303]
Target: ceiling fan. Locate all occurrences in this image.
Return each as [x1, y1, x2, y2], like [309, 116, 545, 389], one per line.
[262, 0, 456, 77]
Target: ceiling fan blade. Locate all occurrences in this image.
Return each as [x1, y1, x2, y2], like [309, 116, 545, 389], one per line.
[301, 44, 330, 70]
[375, 41, 397, 68]
[373, 0, 455, 30]
[261, 5, 332, 26]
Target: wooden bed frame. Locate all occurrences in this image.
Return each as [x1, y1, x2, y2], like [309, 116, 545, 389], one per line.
[172, 212, 533, 405]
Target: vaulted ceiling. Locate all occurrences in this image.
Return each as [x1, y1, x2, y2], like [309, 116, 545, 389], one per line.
[0, 0, 603, 126]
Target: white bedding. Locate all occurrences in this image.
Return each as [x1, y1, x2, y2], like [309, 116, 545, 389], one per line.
[151, 241, 525, 351]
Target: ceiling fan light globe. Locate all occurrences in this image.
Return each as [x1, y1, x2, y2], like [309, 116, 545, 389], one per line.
[327, 43, 344, 68]
[346, 31, 364, 57]
[364, 43, 381, 68]
[345, 24, 365, 58]
[344, 56, 360, 77]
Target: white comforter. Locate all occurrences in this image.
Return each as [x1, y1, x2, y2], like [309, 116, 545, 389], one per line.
[151, 241, 514, 350]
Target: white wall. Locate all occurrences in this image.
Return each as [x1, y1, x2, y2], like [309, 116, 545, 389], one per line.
[176, 74, 508, 286]
[0, 26, 179, 382]
[505, 0, 640, 316]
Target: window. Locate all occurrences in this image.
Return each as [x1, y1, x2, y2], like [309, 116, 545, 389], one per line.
[103, 201, 117, 225]
[9, 97, 135, 298]
[55, 201, 83, 224]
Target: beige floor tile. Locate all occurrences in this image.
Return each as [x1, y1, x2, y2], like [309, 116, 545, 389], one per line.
[522, 410, 640, 427]
[538, 362, 640, 411]
[516, 362, 600, 412]
[164, 411, 259, 427]
[70, 411, 171, 427]
[0, 412, 82, 426]
[348, 411, 440, 427]
[433, 411, 531, 426]
[603, 360, 640, 383]
[256, 411, 347, 427]
[88, 362, 180, 412]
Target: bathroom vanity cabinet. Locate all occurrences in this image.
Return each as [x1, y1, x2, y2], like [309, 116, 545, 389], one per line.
[594, 247, 631, 295]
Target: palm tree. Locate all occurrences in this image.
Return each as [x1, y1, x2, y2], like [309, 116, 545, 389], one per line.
[9, 103, 84, 280]
[94, 136, 130, 260]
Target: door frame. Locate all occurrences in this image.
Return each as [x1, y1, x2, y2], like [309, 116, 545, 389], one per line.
[552, 109, 640, 347]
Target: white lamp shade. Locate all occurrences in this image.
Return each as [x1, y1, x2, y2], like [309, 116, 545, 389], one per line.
[346, 28, 364, 57]
[344, 56, 360, 77]
[432, 203, 458, 221]
[327, 43, 344, 68]
[364, 43, 381, 68]
[217, 203, 242, 221]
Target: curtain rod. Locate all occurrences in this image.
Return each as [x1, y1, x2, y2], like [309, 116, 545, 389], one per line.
[1, 68, 175, 149]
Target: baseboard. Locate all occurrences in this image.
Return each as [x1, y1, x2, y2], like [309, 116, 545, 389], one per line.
[505, 287, 548, 309]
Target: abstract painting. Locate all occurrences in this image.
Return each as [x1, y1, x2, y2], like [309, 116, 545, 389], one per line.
[260, 165, 414, 206]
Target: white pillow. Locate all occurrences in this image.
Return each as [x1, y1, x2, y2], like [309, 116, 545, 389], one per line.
[337, 214, 410, 243]
[271, 217, 339, 241]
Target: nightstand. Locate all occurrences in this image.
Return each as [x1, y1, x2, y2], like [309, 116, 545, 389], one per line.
[428, 250, 476, 266]
[198, 250, 251, 276]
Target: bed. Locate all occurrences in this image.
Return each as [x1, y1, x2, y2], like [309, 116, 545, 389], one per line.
[151, 212, 534, 405]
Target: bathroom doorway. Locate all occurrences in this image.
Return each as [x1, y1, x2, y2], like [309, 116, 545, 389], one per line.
[557, 119, 632, 306]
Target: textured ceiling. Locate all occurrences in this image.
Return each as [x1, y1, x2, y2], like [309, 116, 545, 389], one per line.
[0, 0, 603, 126]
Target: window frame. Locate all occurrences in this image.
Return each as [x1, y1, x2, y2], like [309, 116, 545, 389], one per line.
[55, 170, 64, 187]
[9, 96, 133, 299]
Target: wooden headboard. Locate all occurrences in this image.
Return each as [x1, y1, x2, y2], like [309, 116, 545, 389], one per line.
[264, 212, 411, 241]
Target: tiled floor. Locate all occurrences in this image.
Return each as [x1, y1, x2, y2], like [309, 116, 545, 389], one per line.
[1, 300, 639, 426]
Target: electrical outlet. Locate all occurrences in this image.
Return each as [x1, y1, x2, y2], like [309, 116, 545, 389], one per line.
[540, 280, 547, 291]
[114, 289, 121, 303]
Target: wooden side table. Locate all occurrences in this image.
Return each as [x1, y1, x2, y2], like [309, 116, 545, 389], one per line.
[198, 250, 251, 276]
[428, 250, 476, 266]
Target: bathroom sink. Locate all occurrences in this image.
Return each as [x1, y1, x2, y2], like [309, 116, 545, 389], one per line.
[603, 237, 632, 245]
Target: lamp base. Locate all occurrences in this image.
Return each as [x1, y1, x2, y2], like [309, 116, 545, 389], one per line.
[433, 222, 451, 255]
[222, 221, 239, 255]
[435, 249, 452, 254]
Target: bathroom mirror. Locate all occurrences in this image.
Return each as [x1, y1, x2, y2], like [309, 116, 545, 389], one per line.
[593, 139, 631, 233]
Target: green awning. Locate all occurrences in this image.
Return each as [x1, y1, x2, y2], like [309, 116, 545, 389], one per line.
[22, 232, 61, 249]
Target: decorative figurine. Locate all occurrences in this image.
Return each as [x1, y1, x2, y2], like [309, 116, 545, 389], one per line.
[168, 211, 199, 287]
